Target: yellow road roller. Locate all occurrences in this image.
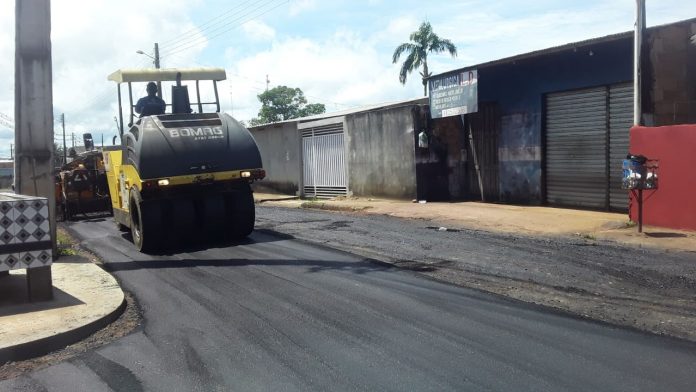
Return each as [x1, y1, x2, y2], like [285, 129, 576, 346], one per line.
[104, 67, 265, 252]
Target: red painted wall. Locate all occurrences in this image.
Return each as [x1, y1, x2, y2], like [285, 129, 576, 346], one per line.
[629, 125, 696, 231]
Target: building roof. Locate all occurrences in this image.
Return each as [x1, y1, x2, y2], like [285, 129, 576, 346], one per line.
[430, 17, 696, 78]
[249, 97, 428, 129]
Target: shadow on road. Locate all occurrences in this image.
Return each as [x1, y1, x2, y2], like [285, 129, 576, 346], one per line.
[0, 274, 84, 316]
[63, 212, 113, 223]
[645, 232, 688, 239]
[117, 228, 295, 255]
[103, 257, 393, 275]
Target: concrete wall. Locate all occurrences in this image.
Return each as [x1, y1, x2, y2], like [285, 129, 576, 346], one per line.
[249, 122, 301, 195]
[629, 125, 696, 231]
[345, 105, 419, 199]
[646, 20, 696, 125]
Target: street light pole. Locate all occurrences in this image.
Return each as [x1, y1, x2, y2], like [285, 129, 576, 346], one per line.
[137, 43, 162, 98]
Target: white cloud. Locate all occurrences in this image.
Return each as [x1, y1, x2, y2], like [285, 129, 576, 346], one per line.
[1, 0, 695, 159]
[225, 30, 425, 123]
[289, 0, 317, 17]
[0, 1, 15, 158]
[0, 0, 206, 157]
[242, 20, 276, 41]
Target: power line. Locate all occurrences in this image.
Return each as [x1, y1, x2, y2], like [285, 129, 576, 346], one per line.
[164, 55, 348, 111]
[0, 112, 14, 129]
[160, 0, 289, 58]
[158, 0, 259, 47]
[65, 58, 152, 117]
[159, 0, 279, 53]
[64, 1, 287, 122]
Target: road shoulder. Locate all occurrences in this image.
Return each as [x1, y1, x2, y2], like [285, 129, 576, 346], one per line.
[0, 237, 125, 364]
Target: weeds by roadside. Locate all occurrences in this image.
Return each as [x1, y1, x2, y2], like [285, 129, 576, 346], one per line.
[56, 228, 78, 257]
[577, 233, 597, 241]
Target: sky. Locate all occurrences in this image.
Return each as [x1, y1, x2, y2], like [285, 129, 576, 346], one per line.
[0, 0, 695, 159]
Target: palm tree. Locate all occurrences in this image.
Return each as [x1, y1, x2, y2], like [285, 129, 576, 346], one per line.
[392, 21, 458, 96]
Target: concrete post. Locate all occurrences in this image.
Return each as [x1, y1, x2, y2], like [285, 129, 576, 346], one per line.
[154, 43, 162, 99]
[15, 0, 54, 301]
[634, 0, 645, 125]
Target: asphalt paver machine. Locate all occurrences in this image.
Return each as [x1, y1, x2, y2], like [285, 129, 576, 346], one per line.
[104, 68, 265, 252]
[56, 150, 111, 221]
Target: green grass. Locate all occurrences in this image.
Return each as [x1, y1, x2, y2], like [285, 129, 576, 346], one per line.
[56, 228, 78, 256]
[56, 230, 72, 246]
[58, 247, 78, 256]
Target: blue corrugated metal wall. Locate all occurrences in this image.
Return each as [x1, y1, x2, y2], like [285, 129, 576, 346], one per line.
[478, 37, 633, 204]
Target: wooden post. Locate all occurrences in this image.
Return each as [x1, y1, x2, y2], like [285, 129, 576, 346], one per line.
[638, 188, 644, 233]
[466, 119, 485, 202]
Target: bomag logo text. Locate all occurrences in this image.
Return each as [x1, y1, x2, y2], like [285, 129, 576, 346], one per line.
[169, 127, 224, 139]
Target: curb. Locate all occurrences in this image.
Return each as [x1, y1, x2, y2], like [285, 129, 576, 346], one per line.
[0, 296, 126, 364]
[255, 196, 300, 203]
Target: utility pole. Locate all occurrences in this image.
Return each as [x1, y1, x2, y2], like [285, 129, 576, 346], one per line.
[9, 144, 13, 160]
[140, 43, 162, 97]
[154, 42, 160, 69]
[61, 113, 66, 164]
[266, 74, 270, 91]
[634, 0, 645, 125]
[14, 0, 54, 300]
[71, 132, 75, 148]
[154, 42, 162, 99]
[101, 133, 104, 148]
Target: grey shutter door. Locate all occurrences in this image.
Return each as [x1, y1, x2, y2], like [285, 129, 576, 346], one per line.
[302, 124, 348, 198]
[546, 87, 608, 209]
[608, 83, 633, 211]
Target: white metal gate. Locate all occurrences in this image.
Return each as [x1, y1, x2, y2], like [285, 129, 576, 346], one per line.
[302, 124, 348, 198]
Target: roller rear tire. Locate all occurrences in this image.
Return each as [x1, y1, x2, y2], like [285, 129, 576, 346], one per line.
[130, 189, 163, 253]
[226, 186, 255, 239]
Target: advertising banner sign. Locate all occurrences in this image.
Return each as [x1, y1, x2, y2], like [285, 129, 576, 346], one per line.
[429, 70, 478, 118]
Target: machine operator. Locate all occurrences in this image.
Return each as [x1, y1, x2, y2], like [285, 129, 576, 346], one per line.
[135, 82, 166, 116]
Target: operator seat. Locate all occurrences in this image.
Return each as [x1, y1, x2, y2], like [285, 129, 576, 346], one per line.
[171, 85, 193, 114]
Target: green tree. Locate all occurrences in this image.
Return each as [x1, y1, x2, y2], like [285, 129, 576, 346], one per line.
[250, 86, 326, 126]
[392, 21, 458, 96]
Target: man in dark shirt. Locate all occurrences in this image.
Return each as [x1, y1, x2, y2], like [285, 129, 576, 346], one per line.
[135, 82, 166, 116]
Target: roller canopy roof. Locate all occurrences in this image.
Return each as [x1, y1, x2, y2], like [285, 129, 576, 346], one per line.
[107, 67, 227, 83]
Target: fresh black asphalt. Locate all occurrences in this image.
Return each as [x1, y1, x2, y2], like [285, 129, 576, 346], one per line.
[2, 211, 696, 391]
